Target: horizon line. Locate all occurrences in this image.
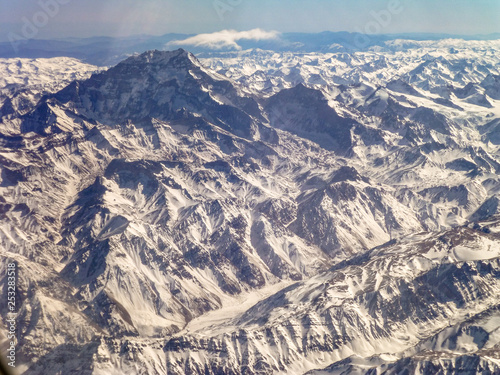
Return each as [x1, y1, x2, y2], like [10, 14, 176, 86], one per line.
[1, 30, 500, 44]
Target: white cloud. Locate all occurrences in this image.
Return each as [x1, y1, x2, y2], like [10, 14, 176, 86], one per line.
[168, 29, 280, 50]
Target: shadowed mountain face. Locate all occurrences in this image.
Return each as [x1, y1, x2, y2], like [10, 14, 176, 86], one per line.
[1, 41, 500, 374]
[20, 49, 263, 140]
[265, 84, 365, 153]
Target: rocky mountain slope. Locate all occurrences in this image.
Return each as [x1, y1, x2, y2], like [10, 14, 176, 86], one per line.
[0, 57, 100, 128]
[1, 39, 500, 374]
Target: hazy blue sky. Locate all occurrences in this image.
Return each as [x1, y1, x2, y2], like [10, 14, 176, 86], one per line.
[0, 0, 499, 41]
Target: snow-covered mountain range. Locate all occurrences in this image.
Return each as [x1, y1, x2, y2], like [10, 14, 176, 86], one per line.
[0, 57, 101, 125]
[1, 38, 500, 374]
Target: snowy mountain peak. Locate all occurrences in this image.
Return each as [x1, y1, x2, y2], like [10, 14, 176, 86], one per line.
[16, 49, 265, 137]
[117, 48, 201, 72]
[125, 48, 191, 62]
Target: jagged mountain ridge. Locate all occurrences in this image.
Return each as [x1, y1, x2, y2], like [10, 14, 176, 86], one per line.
[0, 42, 500, 374]
[165, 217, 500, 375]
[0, 57, 100, 132]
